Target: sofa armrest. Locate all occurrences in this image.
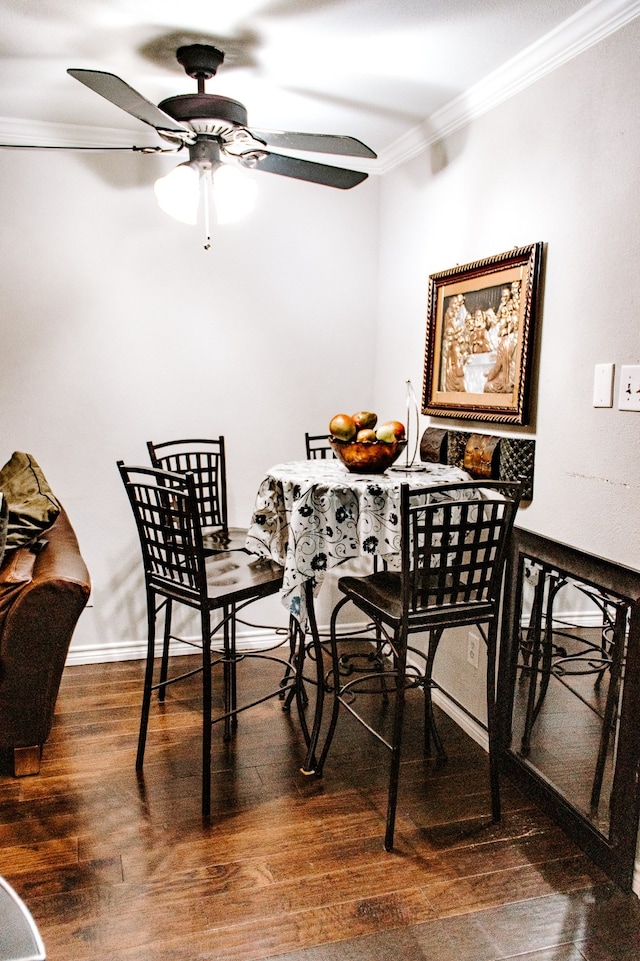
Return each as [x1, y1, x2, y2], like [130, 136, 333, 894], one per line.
[0, 509, 91, 767]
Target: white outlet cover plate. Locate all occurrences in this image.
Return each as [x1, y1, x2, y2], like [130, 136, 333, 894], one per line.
[618, 365, 640, 411]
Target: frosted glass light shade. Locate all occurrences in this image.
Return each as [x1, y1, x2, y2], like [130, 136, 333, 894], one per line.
[154, 159, 257, 228]
[154, 162, 201, 224]
[212, 164, 258, 225]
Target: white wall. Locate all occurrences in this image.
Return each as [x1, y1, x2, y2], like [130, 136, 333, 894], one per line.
[0, 145, 380, 657]
[374, 17, 640, 721]
[376, 18, 640, 566]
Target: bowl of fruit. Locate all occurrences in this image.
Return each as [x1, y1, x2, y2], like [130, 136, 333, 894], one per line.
[328, 411, 406, 474]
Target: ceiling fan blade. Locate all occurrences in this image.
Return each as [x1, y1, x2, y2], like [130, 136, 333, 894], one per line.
[67, 69, 193, 139]
[240, 151, 368, 189]
[0, 143, 167, 152]
[248, 129, 376, 158]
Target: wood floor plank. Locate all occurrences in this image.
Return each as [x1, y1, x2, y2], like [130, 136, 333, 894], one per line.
[0, 836, 79, 875]
[422, 854, 608, 917]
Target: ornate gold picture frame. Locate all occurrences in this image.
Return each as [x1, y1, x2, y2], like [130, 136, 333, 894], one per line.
[422, 242, 543, 425]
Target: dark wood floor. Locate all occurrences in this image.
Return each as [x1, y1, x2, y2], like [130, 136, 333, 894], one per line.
[1, 653, 639, 961]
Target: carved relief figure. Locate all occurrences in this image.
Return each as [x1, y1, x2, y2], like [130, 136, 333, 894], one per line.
[470, 310, 491, 353]
[444, 323, 468, 391]
[484, 312, 517, 393]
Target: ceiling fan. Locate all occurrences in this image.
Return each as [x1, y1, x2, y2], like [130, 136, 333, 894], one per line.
[1, 44, 377, 246]
[64, 43, 377, 190]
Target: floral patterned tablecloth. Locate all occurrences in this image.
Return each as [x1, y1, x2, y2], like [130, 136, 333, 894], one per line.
[245, 459, 471, 627]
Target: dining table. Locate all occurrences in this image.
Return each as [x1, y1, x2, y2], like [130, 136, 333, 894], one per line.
[245, 456, 473, 772]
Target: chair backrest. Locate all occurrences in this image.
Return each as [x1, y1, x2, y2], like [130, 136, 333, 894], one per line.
[400, 480, 521, 616]
[118, 462, 206, 606]
[147, 438, 228, 534]
[305, 432, 335, 459]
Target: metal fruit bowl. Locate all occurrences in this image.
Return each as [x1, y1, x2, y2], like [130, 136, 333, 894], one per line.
[329, 437, 407, 474]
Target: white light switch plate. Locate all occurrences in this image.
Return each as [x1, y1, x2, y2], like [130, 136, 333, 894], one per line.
[618, 365, 640, 411]
[593, 363, 614, 407]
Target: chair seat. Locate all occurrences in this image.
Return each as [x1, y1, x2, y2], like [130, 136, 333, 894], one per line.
[205, 551, 283, 606]
[202, 526, 249, 553]
[338, 571, 499, 630]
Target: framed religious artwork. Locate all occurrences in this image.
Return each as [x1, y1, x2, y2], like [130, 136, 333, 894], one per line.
[422, 242, 544, 425]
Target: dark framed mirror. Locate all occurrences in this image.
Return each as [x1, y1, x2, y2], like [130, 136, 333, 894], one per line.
[498, 528, 640, 891]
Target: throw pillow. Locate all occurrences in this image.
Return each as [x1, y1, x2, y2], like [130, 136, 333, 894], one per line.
[0, 452, 60, 555]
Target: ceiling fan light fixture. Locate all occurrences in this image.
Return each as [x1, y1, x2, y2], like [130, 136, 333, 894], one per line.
[212, 163, 257, 225]
[154, 152, 257, 233]
[154, 160, 201, 225]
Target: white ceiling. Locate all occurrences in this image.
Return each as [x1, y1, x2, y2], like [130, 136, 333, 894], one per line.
[0, 0, 635, 167]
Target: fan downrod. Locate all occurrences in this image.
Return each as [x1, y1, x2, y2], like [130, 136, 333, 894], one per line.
[160, 45, 247, 128]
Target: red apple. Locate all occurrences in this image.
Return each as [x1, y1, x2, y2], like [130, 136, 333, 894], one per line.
[352, 410, 377, 431]
[329, 413, 357, 441]
[376, 420, 406, 443]
[356, 428, 377, 443]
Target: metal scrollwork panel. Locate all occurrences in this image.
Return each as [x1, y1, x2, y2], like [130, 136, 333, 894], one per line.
[499, 528, 640, 891]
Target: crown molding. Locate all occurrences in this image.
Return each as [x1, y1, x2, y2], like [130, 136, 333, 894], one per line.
[376, 0, 640, 173]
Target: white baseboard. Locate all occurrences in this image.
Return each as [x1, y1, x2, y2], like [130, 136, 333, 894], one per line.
[67, 605, 604, 666]
[66, 627, 290, 666]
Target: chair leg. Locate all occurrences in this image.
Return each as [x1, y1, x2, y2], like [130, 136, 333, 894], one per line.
[422, 627, 447, 761]
[221, 604, 234, 742]
[294, 616, 314, 764]
[282, 615, 302, 712]
[299, 579, 328, 774]
[136, 589, 157, 771]
[485, 621, 501, 822]
[385, 626, 408, 852]
[314, 595, 352, 776]
[158, 598, 172, 703]
[230, 603, 239, 733]
[202, 608, 212, 818]
[520, 573, 546, 756]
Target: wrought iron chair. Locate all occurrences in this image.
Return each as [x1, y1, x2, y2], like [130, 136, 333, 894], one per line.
[147, 437, 247, 552]
[315, 480, 521, 850]
[148, 436, 287, 643]
[305, 432, 335, 459]
[118, 462, 296, 817]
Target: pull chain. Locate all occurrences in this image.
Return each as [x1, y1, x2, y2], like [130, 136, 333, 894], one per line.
[203, 174, 212, 250]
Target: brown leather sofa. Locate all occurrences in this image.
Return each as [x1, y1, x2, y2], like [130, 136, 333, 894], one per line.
[0, 508, 91, 775]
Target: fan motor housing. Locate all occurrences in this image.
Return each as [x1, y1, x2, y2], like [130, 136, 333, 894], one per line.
[159, 94, 248, 127]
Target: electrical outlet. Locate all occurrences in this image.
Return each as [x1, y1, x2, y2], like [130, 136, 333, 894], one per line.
[467, 632, 480, 669]
[618, 365, 640, 411]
